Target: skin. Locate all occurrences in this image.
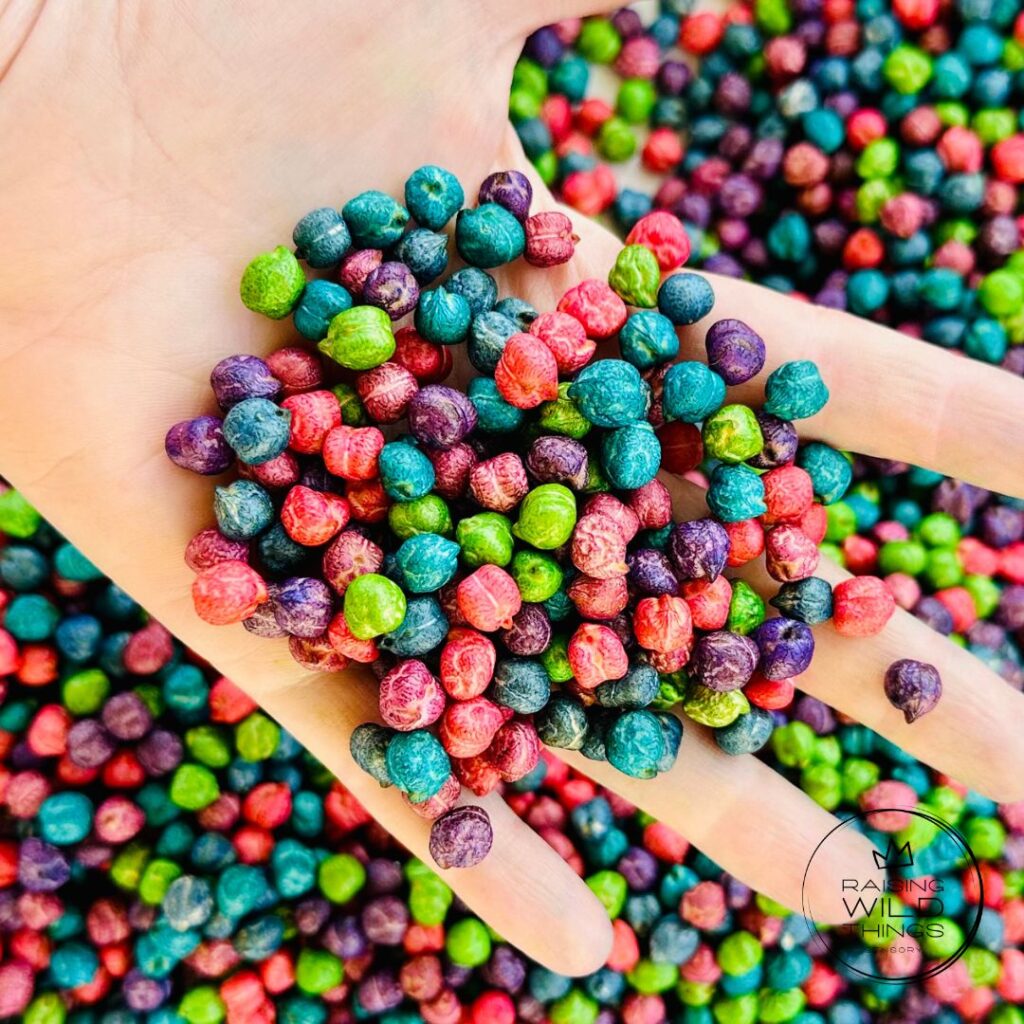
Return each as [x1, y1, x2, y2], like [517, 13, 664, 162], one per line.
[2, 0, 1024, 974]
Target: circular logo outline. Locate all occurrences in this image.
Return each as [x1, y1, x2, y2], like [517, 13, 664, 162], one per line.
[801, 807, 984, 984]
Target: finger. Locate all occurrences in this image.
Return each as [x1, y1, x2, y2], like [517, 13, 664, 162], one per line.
[126, 589, 613, 975]
[559, 718, 882, 923]
[505, 142, 1024, 500]
[684, 277, 1024, 501]
[251, 663, 614, 975]
[664, 474, 1024, 802]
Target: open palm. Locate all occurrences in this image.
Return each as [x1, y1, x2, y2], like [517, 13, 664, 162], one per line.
[2, 0, 1023, 976]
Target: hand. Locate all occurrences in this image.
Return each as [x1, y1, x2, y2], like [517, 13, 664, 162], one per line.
[2, 0, 1023, 976]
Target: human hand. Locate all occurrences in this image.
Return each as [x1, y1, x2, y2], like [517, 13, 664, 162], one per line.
[2, 0, 1023, 976]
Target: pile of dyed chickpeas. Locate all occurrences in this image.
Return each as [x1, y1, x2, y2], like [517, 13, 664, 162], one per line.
[0, 483, 1022, 1024]
[515, 1, 1024, 371]
[166, 162, 944, 869]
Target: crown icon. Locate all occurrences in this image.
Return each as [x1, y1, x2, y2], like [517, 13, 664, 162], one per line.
[872, 839, 914, 871]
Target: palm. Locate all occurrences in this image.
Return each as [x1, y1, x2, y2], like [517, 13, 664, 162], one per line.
[3, 0, 1024, 976]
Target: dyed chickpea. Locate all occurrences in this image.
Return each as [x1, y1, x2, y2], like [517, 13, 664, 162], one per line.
[568, 574, 630, 619]
[661, 362, 726, 424]
[602, 422, 661, 490]
[292, 207, 351, 268]
[568, 623, 628, 689]
[618, 310, 679, 370]
[438, 692, 505, 757]
[682, 575, 732, 630]
[633, 595, 693, 655]
[240, 247, 306, 319]
[165, 417, 234, 476]
[354, 363, 416, 425]
[494, 333, 559, 409]
[557, 279, 628, 339]
[524, 212, 578, 268]
[185, 528, 250, 573]
[569, 359, 648, 428]
[469, 453, 529, 514]
[765, 524, 820, 583]
[266, 346, 322, 396]
[327, 612, 379, 664]
[322, 425, 384, 481]
[702, 405, 764, 464]
[322, 530, 383, 596]
[689, 632, 760, 692]
[339, 248, 384, 294]
[884, 659, 942, 722]
[657, 273, 715, 326]
[320, 306, 396, 371]
[247, 451, 300, 490]
[429, 807, 493, 870]
[762, 466, 815, 524]
[214, 479, 274, 540]
[385, 730, 450, 803]
[210, 355, 282, 408]
[528, 312, 596, 374]
[456, 204, 526, 268]
[440, 629, 496, 701]
[832, 576, 896, 637]
[392, 326, 453, 384]
[342, 191, 409, 249]
[408, 385, 478, 450]
[704, 320, 766, 386]
[379, 660, 447, 732]
[428, 442, 477, 501]
[525, 437, 588, 490]
[405, 165, 465, 230]
[279, 391, 341, 456]
[363, 262, 421, 321]
[626, 211, 691, 271]
[763, 360, 829, 420]
[456, 565, 522, 632]
[751, 618, 814, 680]
[500, 604, 552, 657]
[378, 443, 436, 503]
[280, 486, 351, 547]
[477, 170, 532, 220]
[724, 519, 765, 568]
[192, 561, 269, 626]
[273, 576, 334, 638]
[487, 719, 541, 783]
[572, 513, 630, 580]
[343, 574, 407, 640]
[628, 478, 672, 530]
[669, 518, 730, 582]
[627, 549, 677, 597]
[608, 244, 661, 308]
[405, 774, 461, 821]
[607, 711, 667, 779]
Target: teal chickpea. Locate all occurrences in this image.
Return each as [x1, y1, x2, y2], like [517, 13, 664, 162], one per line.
[455, 204, 525, 268]
[378, 442, 436, 502]
[292, 207, 351, 268]
[415, 287, 472, 345]
[661, 362, 726, 423]
[618, 310, 679, 369]
[568, 359, 648, 428]
[342, 190, 409, 248]
[293, 280, 352, 341]
[601, 422, 661, 490]
[404, 165, 465, 230]
[657, 272, 715, 325]
[394, 533, 460, 593]
[763, 360, 829, 420]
